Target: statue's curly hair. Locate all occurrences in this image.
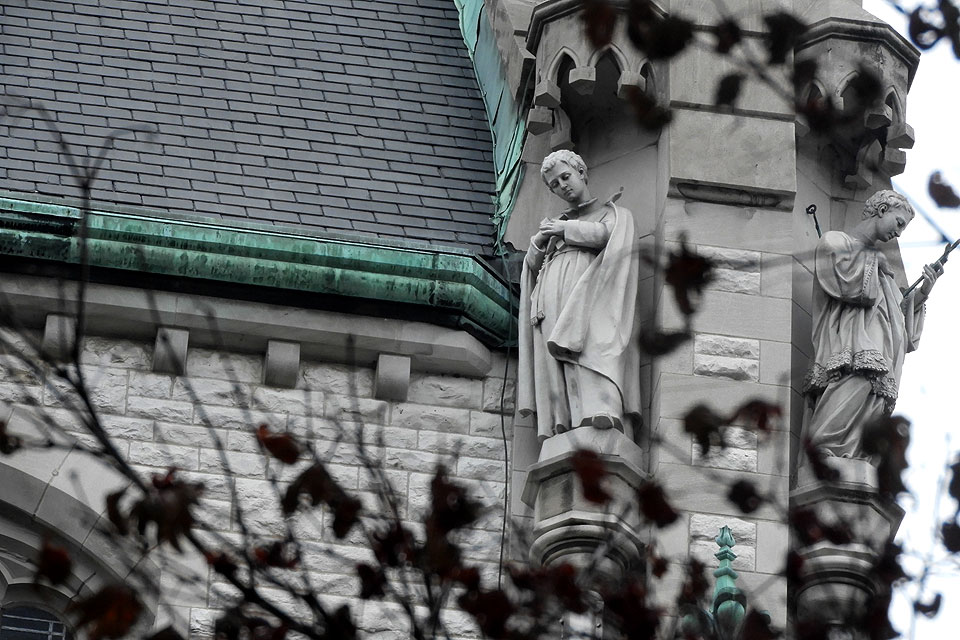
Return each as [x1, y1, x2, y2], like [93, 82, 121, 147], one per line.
[540, 150, 587, 186]
[863, 190, 913, 220]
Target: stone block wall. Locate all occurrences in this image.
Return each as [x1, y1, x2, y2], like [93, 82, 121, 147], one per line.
[646, 200, 799, 628]
[0, 330, 515, 639]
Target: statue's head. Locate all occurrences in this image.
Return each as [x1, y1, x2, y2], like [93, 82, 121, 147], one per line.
[863, 190, 914, 221]
[540, 150, 588, 186]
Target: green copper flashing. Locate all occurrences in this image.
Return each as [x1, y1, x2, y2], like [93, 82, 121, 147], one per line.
[0, 198, 518, 347]
[453, 0, 527, 254]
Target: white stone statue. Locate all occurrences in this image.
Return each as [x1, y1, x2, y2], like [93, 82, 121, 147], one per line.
[516, 150, 642, 441]
[802, 190, 940, 459]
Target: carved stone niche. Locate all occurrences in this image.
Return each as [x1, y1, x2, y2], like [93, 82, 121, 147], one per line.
[525, 3, 662, 154]
[794, 4, 919, 187]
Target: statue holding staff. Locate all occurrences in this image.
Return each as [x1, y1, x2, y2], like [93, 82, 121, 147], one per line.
[802, 190, 943, 459]
[516, 150, 642, 442]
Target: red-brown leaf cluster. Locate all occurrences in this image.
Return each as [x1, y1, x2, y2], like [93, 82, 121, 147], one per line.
[727, 480, 763, 514]
[784, 550, 805, 587]
[637, 328, 690, 356]
[763, 12, 807, 64]
[636, 481, 679, 528]
[713, 18, 742, 54]
[205, 550, 239, 578]
[929, 171, 960, 208]
[683, 404, 726, 455]
[570, 449, 611, 504]
[646, 545, 669, 578]
[458, 589, 516, 639]
[684, 400, 783, 458]
[106, 469, 203, 551]
[715, 73, 745, 109]
[581, 0, 617, 49]
[0, 420, 22, 455]
[944, 521, 960, 552]
[256, 424, 302, 464]
[908, 4, 960, 56]
[356, 563, 386, 600]
[215, 608, 290, 640]
[323, 605, 357, 640]
[913, 593, 942, 618]
[624, 87, 674, 131]
[676, 559, 709, 606]
[602, 579, 661, 640]
[35, 540, 72, 585]
[509, 563, 587, 616]
[730, 400, 782, 434]
[371, 522, 416, 567]
[664, 238, 714, 316]
[70, 584, 143, 640]
[857, 590, 898, 640]
[870, 542, 908, 587]
[626, 0, 693, 60]
[740, 609, 780, 640]
[861, 416, 910, 496]
[802, 439, 840, 482]
[282, 463, 362, 538]
[427, 465, 482, 534]
[251, 541, 298, 569]
[789, 507, 853, 546]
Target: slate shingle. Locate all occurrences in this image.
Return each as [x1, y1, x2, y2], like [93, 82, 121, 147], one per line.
[1, 0, 497, 254]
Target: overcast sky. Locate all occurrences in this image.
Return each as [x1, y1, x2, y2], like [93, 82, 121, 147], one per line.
[862, 2, 960, 637]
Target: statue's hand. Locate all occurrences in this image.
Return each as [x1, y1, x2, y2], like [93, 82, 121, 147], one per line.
[539, 218, 565, 237]
[920, 262, 943, 296]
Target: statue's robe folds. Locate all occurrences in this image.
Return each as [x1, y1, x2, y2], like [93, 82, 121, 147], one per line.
[516, 200, 642, 442]
[802, 230, 925, 458]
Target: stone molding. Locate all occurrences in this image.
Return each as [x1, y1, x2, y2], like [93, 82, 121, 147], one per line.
[0, 274, 495, 377]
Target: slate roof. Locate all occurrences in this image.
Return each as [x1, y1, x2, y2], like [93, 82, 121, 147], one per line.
[0, 0, 498, 254]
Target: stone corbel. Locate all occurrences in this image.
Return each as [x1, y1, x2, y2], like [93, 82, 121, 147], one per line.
[263, 340, 300, 388]
[864, 103, 893, 130]
[374, 353, 411, 401]
[881, 147, 907, 176]
[616, 69, 646, 100]
[886, 122, 915, 149]
[534, 79, 562, 108]
[153, 327, 189, 376]
[41, 313, 77, 363]
[568, 66, 596, 96]
[844, 139, 882, 190]
[527, 106, 554, 136]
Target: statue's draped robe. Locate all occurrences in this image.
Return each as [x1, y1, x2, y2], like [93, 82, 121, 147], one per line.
[517, 200, 642, 441]
[802, 231, 924, 458]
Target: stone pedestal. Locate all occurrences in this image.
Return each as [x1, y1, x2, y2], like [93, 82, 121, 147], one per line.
[521, 428, 648, 580]
[790, 459, 904, 626]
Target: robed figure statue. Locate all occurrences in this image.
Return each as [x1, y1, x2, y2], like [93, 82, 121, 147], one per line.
[802, 190, 941, 459]
[517, 150, 642, 442]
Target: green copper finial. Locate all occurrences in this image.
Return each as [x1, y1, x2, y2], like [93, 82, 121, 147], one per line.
[711, 526, 746, 640]
[679, 527, 769, 640]
[716, 525, 736, 549]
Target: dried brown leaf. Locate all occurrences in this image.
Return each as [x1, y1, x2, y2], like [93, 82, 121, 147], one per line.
[570, 449, 611, 504]
[36, 540, 72, 585]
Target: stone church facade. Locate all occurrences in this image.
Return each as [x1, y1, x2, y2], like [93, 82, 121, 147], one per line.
[0, 0, 919, 637]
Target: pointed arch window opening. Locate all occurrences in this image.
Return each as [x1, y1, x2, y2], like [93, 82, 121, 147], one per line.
[0, 606, 73, 640]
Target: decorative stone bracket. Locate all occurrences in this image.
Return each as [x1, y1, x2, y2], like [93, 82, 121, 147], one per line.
[521, 428, 649, 579]
[790, 459, 904, 627]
